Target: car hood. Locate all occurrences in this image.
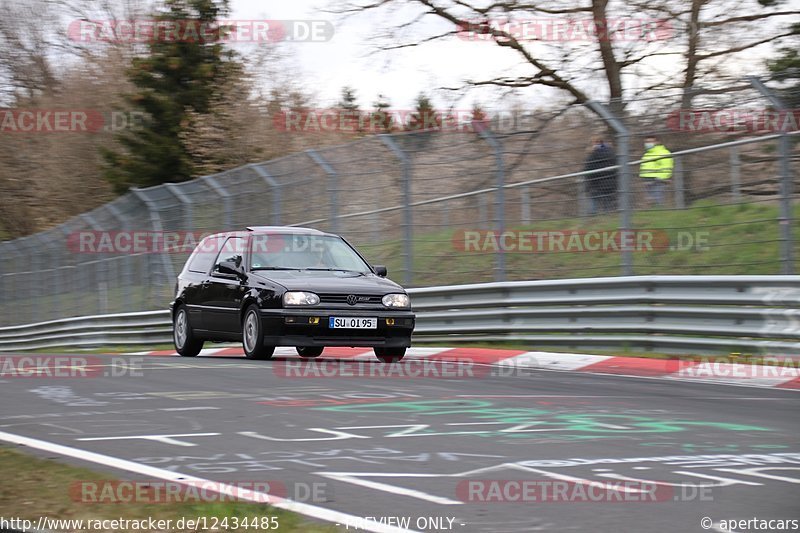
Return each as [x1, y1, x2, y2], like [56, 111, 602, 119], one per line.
[250, 270, 406, 294]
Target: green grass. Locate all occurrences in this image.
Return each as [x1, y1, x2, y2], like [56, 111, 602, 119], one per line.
[358, 200, 794, 286]
[0, 446, 337, 532]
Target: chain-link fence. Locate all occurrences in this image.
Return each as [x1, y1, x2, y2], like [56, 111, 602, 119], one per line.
[0, 78, 797, 326]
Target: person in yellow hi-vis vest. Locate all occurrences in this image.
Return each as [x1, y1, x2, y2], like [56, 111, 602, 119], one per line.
[639, 135, 673, 206]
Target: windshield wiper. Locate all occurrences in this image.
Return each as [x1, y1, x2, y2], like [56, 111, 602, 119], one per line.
[303, 268, 365, 274]
[251, 266, 302, 271]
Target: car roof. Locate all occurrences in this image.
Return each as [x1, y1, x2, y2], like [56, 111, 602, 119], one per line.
[198, 227, 334, 241]
[245, 226, 326, 235]
[203, 226, 338, 240]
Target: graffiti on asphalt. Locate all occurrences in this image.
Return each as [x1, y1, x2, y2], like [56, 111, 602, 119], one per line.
[133, 448, 506, 473]
[306, 399, 771, 440]
[639, 442, 790, 453]
[316, 453, 800, 505]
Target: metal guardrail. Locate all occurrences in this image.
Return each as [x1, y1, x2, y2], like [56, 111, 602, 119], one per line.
[1, 276, 798, 355]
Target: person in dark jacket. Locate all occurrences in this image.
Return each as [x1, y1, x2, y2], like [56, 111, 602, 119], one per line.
[583, 137, 618, 214]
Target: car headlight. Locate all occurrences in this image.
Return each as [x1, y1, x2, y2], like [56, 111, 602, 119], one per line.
[283, 291, 320, 306]
[382, 293, 410, 308]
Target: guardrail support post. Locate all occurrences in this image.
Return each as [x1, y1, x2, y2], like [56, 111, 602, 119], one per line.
[586, 101, 632, 276]
[379, 135, 413, 286]
[749, 76, 793, 275]
[306, 149, 339, 234]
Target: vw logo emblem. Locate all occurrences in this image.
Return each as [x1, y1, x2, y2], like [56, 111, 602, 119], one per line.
[346, 294, 358, 306]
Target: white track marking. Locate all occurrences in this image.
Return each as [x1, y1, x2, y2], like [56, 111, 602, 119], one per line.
[0, 430, 418, 533]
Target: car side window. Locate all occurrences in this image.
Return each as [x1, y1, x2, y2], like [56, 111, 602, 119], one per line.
[212, 237, 244, 274]
[187, 236, 223, 274]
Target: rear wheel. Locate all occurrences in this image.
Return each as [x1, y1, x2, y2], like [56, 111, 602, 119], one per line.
[173, 305, 203, 357]
[374, 347, 406, 363]
[297, 346, 324, 358]
[242, 305, 274, 360]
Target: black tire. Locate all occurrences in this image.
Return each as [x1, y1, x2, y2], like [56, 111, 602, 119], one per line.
[297, 346, 324, 358]
[374, 347, 406, 363]
[173, 305, 203, 357]
[242, 304, 275, 360]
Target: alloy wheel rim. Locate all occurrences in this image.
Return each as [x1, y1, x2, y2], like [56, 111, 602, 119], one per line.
[244, 312, 258, 352]
[175, 310, 187, 348]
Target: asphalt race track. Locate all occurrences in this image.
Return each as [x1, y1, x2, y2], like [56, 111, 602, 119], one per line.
[1, 349, 798, 533]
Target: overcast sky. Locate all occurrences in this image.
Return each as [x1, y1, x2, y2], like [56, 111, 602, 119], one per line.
[230, 0, 573, 110]
[229, 0, 796, 111]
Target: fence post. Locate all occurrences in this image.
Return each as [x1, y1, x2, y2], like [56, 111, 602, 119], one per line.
[0, 244, 6, 326]
[202, 175, 233, 229]
[379, 134, 413, 286]
[14, 237, 35, 323]
[673, 156, 685, 208]
[578, 177, 589, 217]
[730, 145, 741, 200]
[106, 201, 136, 312]
[306, 149, 339, 234]
[250, 164, 282, 226]
[131, 188, 177, 308]
[521, 185, 531, 225]
[165, 183, 194, 230]
[586, 101, 632, 276]
[0, 241, 21, 326]
[80, 213, 109, 315]
[57, 224, 78, 318]
[478, 196, 489, 230]
[748, 76, 793, 275]
[478, 127, 506, 282]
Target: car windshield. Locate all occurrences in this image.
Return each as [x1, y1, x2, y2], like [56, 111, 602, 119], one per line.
[249, 233, 372, 273]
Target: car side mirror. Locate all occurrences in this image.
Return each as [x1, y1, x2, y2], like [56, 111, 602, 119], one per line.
[374, 265, 387, 277]
[217, 260, 246, 279]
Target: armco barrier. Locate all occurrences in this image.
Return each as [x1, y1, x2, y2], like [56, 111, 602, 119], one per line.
[0, 276, 798, 355]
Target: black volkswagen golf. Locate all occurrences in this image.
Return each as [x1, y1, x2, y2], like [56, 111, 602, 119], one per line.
[170, 227, 414, 362]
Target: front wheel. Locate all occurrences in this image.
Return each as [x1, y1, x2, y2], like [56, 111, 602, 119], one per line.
[242, 305, 274, 360]
[374, 347, 406, 363]
[173, 305, 203, 357]
[297, 346, 324, 358]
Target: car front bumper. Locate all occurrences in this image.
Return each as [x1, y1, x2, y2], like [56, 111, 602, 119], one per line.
[258, 308, 415, 348]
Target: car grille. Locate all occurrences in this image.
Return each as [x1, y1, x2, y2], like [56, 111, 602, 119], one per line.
[318, 293, 383, 306]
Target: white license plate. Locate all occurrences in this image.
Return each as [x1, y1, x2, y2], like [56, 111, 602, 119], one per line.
[329, 317, 377, 329]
